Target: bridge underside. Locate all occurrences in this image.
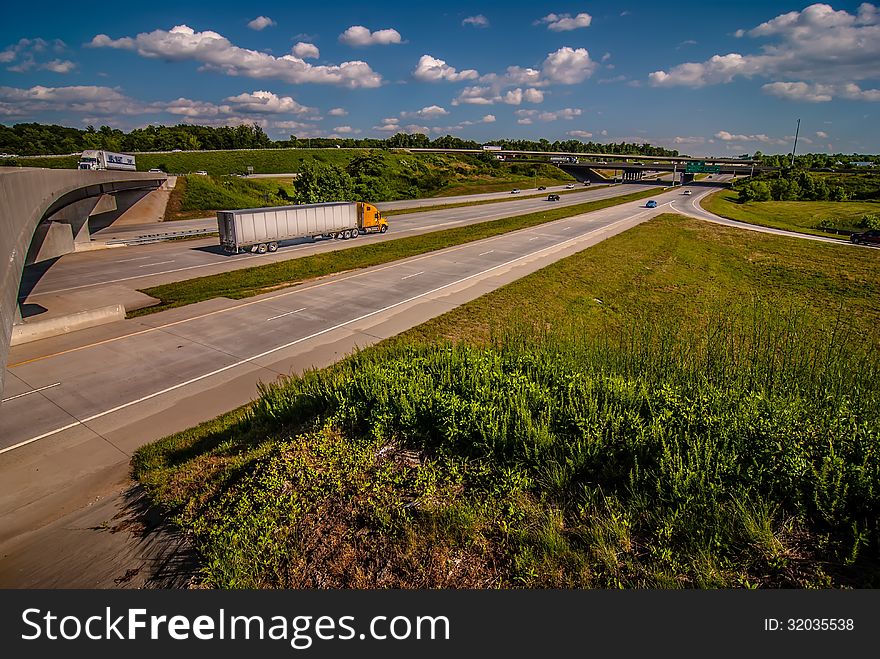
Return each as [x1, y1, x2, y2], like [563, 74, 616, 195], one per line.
[0, 167, 165, 397]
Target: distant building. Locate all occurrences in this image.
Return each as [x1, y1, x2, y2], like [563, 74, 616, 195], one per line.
[851, 161, 874, 167]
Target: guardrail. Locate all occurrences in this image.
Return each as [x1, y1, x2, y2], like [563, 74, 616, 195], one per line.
[105, 227, 217, 246]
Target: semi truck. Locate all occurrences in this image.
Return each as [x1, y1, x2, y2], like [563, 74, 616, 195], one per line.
[217, 201, 389, 254]
[76, 150, 136, 171]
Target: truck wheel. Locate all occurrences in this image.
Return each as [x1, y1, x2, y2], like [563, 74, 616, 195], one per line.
[268, 242, 278, 252]
[257, 243, 268, 254]
[380, 225, 387, 233]
[343, 230, 352, 239]
[350, 228, 358, 238]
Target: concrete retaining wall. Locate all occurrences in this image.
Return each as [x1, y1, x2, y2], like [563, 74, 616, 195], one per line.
[11, 304, 126, 346]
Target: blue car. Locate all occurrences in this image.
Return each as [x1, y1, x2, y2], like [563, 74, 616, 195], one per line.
[646, 200, 658, 208]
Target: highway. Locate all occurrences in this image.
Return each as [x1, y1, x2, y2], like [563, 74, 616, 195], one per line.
[3, 177, 863, 586]
[0, 184, 692, 570]
[21, 182, 641, 312]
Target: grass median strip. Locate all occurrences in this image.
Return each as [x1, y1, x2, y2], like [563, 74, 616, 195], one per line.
[384, 184, 610, 217]
[131, 187, 661, 316]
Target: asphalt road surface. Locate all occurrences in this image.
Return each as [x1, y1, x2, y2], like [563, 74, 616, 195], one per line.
[21, 182, 643, 309]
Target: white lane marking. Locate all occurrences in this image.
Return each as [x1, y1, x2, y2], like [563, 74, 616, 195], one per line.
[529, 236, 540, 241]
[401, 271, 424, 280]
[3, 212, 651, 456]
[562, 226, 572, 231]
[266, 307, 307, 322]
[114, 256, 152, 263]
[138, 260, 175, 268]
[1, 382, 61, 403]
[478, 250, 494, 256]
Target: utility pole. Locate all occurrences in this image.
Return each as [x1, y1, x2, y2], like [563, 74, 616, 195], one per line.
[790, 118, 800, 167]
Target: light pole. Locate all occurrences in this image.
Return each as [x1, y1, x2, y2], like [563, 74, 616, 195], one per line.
[790, 118, 800, 167]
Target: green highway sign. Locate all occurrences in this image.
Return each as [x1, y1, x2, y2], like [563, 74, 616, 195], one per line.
[685, 161, 721, 173]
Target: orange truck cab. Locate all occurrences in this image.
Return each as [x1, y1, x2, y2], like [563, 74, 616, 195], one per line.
[357, 202, 389, 234]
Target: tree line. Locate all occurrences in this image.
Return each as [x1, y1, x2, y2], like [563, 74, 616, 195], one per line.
[1, 121, 684, 157]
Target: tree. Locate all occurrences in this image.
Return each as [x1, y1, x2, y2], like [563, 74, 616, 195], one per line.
[293, 164, 354, 203]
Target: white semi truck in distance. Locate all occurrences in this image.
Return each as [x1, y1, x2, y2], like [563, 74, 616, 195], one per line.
[76, 150, 136, 171]
[218, 201, 389, 254]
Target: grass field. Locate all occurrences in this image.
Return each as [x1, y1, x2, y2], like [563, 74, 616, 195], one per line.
[134, 214, 880, 588]
[132, 187, 660, 316]
[703, 190, 880, 238]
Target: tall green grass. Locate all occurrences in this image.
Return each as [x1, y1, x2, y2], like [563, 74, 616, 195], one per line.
[135, 300, 880, 588]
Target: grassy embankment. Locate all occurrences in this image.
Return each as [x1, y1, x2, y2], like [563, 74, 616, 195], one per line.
[132, 187, 660, 316]
[134, 213, 880, 588]
[702, 189, 880, 239]
[14, 150, 574, 210]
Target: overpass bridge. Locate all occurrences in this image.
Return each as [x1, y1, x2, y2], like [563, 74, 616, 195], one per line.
[406, 147, 760, 183]
[0, 167, 166, 397]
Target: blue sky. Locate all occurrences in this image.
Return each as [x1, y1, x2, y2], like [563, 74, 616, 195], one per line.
[1, 1, 878, 155]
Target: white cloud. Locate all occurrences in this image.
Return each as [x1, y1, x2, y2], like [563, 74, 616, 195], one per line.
[331, 125, 360, 134]
[413, 54, 479, 82]
[339, 25, 403, 46]
[0, 84, 148, 116]
[292, 42, 319, 59]
[762, 81, 880, 102]
[453, 85, 543, 106]
[567, 130, 593, 138]
[816, 130, 828, 138]
[600, 129, 608, 136]
[401, 104, 449, 118]
[482, 114, 496, 122]
[223, 90, 315, 114]
[463, 15, 489, 28]
[538, 107, 582, 121]
[536, 12, 592, 31]
[504, 88, 524, 105]
[649, 3, 880, 100]
[89, 24, 382, 88]
[42, 59, 75, 73]
[3, 37, 73, 73]
[164, 90, 315, 120]
[761, 81, 834, 102]
[328, 107, 348, 116]
[517, 108, 581, 122]
[714, 130, 787, 145]
[542, 47, 597, 84]
[523, 88, 545, 103]
[247, 16, 276, 31]
[480, 65, 547, 88]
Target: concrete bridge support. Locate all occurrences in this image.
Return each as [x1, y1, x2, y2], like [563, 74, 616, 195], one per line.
[0, 167, 165, 397]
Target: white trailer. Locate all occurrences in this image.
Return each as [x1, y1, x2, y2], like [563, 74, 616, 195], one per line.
[76, 150, 136, 171]
[217, 201, 388, 254]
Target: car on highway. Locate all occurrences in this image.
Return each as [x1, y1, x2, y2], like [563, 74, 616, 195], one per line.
[510, 188, 521, 194]
[851, 229, 880, 246]
[538, 186, 547, 191]
[583, 181, 591, 186]
[194, 170, 208, 176]
[148, 168, 164, 173]
[683, 190, 692, 195]
[547, 194, 560, 201]
[565, 183, 575, 189]
[646, 200, 658, 208]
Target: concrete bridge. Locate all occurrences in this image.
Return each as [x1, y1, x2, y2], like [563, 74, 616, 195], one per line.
[0, 167, 166, 397]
